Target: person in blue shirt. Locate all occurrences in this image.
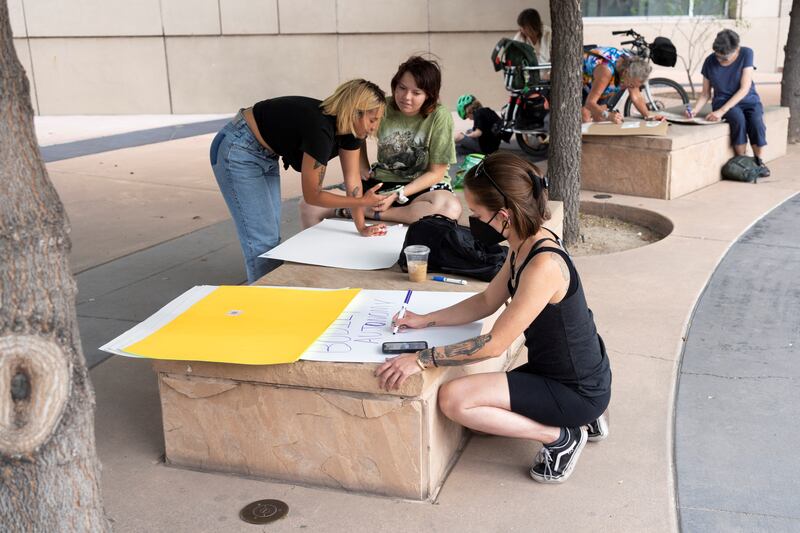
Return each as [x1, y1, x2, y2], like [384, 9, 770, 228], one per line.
[688, 29, 770, 177]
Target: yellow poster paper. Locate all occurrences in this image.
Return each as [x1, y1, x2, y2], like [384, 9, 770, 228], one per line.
[124, 286, 360, 365]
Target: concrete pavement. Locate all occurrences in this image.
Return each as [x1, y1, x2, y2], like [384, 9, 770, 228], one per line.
[36, 105, 800, 531]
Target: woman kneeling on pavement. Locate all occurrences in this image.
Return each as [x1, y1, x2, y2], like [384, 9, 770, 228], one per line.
[300, 56, 461, 227]
[376, 152, 612, 484]
[687, 29, 770, 177]
[210, 79, 388, 284]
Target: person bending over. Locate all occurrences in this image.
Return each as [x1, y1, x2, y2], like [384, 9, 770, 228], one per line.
[376, 152, 612, 484]
[687, 29, 770, 177]
[300, 56, 461, 227]
[454, 94, 503, 156]
[210, 79, 387, 283]
[582, 47, 663, 123]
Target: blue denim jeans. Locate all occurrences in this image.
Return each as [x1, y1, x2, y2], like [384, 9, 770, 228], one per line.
[210, 111, 282, 283]
[717, 99, 767, 147]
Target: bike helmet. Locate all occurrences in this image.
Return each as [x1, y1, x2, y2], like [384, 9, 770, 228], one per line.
[456, 94, 476, 119]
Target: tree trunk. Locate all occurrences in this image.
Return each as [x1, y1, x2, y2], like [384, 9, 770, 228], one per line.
[548, 0, 583, 245]
[0, 2, 110, 531]
[782, 0, 800, 144]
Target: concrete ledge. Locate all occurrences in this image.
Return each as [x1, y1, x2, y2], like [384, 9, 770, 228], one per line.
[581, 106, 790, 199]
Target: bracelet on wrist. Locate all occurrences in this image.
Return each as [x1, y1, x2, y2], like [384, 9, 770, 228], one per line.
[431, 348, 439, 367]
[415, 357, 426, 371]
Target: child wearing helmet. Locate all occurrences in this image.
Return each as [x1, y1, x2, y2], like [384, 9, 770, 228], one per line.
[455, 94, 503, 156]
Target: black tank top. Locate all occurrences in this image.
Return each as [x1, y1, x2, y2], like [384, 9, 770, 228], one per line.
[508, 231, 611, 397]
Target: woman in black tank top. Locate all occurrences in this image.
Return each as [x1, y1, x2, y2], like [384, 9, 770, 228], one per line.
[376, 152, 611, 484]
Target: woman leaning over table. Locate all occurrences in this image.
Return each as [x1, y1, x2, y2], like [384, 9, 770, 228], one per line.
[581, 47, 663, 124]
[687, 29, 770, 177]
[376, 152, 611, 484]
[210, 79, 388, 284]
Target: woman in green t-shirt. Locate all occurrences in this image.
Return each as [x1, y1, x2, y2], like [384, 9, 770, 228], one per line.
[300, 56, 461, 227]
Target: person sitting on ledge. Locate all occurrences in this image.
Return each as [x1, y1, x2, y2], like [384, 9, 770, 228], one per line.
[375, 152, 612, 484]
[687, 29, 770, 177]
[300, 56, 461, 227]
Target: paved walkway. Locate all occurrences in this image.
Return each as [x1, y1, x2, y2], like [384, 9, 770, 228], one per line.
[36, 112, 800, 532]
[675, 193, 800, 531]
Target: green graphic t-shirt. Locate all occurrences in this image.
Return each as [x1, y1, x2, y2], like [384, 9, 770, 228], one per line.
[372, 102, 456, 185]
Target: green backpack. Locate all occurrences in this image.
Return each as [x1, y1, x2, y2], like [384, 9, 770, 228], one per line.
[453, 153, 485, 189]
[491, 38, 538, 89]
[721, 155, 761, 183]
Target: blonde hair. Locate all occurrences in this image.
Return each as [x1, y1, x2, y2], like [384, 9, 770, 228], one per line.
[320, 79, 386, 136]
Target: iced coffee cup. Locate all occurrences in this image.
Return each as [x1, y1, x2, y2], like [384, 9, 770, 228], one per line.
[404, 245, 430, 283]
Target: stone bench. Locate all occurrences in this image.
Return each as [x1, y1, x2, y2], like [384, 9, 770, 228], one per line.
[149, 204, 563, 500]
[581, 105, 790, 199]
[151, 266, 522, 501]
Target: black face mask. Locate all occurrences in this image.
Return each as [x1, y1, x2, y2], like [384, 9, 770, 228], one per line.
[469, 212, 507, 246]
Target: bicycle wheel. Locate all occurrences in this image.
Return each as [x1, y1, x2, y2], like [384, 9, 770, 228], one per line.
[623, 77, 689, 117]
[515, 133, 548, 157]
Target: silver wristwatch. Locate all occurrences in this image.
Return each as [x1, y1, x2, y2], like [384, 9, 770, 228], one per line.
[396, 186, 409, 204]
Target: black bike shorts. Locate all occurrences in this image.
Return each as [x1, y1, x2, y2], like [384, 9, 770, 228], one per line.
[506, 364, 610, 428]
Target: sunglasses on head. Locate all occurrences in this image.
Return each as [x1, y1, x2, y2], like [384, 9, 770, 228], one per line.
[473, 160, 509, 207]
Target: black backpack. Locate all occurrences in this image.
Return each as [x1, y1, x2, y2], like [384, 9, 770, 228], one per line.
[649, 37, 677, 67]
[397, 215, 508, 282]
[721, 155, 761, 183]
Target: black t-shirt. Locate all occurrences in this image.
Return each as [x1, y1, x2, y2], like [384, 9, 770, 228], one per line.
[473, 107, 502, 154]
[252, 96, 363, 172]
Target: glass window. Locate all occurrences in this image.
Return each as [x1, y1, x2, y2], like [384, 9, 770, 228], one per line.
[582, 0, 728, 16]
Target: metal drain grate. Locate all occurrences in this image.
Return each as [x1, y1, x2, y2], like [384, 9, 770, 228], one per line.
[239, 499, 289, 525]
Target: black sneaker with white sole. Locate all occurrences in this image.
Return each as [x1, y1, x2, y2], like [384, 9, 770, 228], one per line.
[530, 426, 588, 484]
[586, 413, 609, 442]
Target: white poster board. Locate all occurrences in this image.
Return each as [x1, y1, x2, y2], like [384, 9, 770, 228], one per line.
[260, 219, 407, 270]
[582, 119, 669, 136]
[661, 111, 721, 125]
[302, 290, 483, 363]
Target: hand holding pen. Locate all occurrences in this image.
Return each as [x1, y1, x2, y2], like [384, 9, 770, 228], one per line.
[392, 290, 413, 335]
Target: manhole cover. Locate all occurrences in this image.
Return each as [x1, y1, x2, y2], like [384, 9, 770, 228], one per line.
[593, 194, 613, 199]
[239, 499, 289, 525]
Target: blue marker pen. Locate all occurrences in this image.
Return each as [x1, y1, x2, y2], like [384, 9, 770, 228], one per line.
[685, 103, 693, 118]
[432, 276, 467, 285]
[392, 289, 413, 335]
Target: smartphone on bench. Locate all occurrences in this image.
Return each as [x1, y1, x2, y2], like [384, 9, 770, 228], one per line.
[382, 341, 428, 354]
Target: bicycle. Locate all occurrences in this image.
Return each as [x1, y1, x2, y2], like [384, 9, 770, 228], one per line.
[604, 28, 689, 117]
[497, 63, 552, 156]
[495, 29, 689, 156]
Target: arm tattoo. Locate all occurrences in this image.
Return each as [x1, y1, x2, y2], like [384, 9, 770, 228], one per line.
[425, 321, 436, 328]
[418, 334, 493, 367]
[551, 253, 570, 283]
[316, 164, 327, 189]
[349, 185, 361, 198]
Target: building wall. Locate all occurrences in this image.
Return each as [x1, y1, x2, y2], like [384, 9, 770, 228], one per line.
[8, 0, 789, 115]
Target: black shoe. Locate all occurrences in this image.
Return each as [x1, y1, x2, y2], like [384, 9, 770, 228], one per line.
[530, 427, 588, 484]
[586, 414, 609, 442]
[754, 157, 771, 177]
